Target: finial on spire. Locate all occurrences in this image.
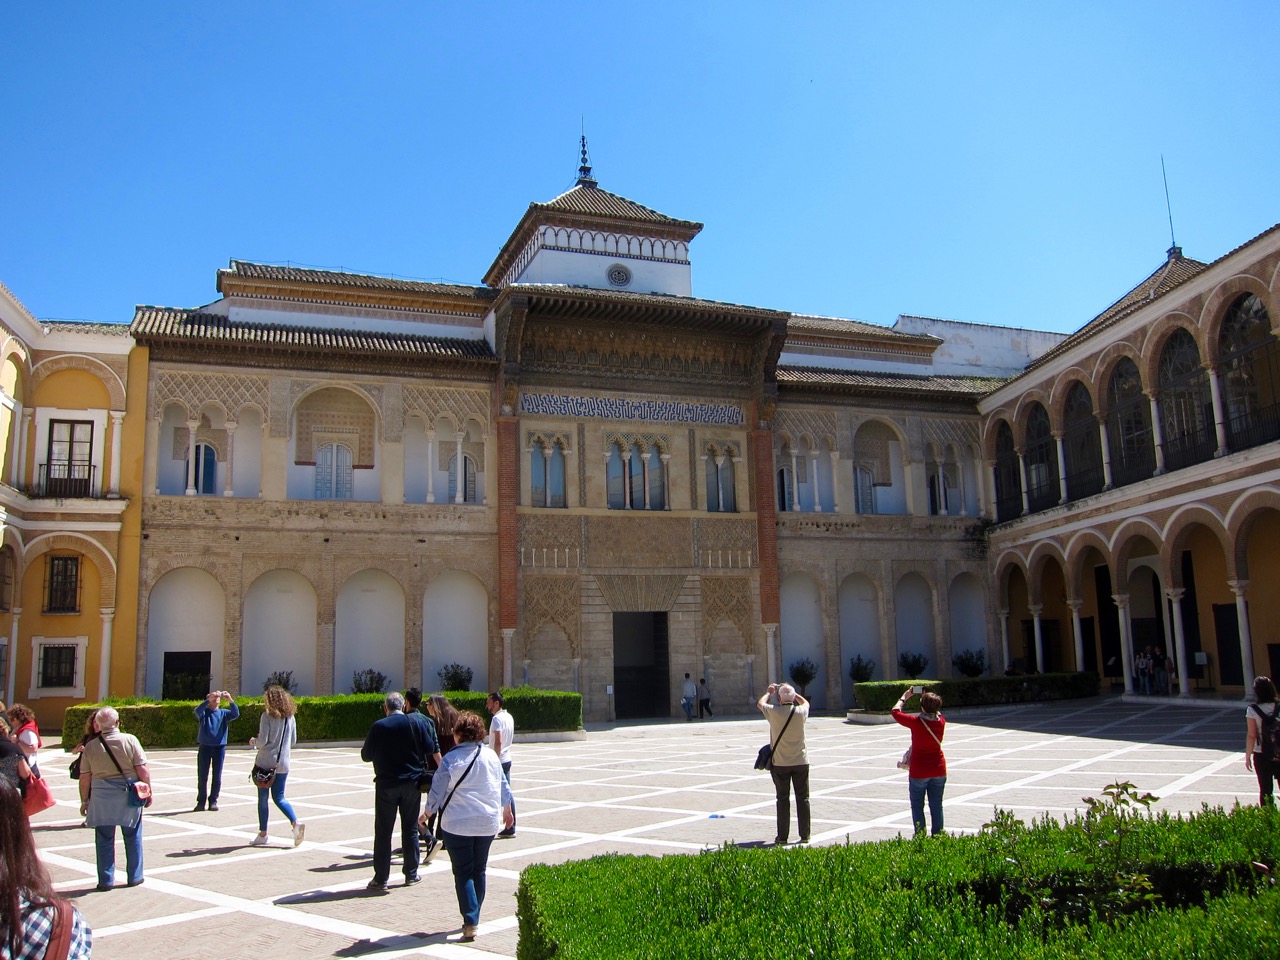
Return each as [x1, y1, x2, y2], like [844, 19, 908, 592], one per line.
[576, 133, 597, 187]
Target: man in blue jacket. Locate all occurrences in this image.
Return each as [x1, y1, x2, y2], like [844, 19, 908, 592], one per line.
[361, 691, 431, 891]
[194, 690, 239, 812]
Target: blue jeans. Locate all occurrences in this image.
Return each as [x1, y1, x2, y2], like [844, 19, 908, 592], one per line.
[908, 776, 946, 836]
[257, 772, 297, 832]
[95, 822, 143, 887]
[681, 697, 693, 720]
[441, 830, 495, 926]
[196, 744, 226, 805]
[500, 761, 516, 827]
[373, 781, 420, 883]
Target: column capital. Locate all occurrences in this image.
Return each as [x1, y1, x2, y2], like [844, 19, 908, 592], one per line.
[1164, 587, 1186, 602]
[99, 608, 116, 622]
[1111, 593, 1131, 609]
[1066, 598, 1083, 613]
[1227, 579, 1249, 597]
[996, 608, 1009, 620]
[1027, 604, 1043, 617]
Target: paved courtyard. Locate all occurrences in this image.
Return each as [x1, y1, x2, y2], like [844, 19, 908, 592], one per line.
[29, 696, 1259, 960]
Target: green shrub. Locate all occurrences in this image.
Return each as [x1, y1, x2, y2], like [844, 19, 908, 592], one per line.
[854, 672, 1099, 712]
[788, 657, 818, 694]
[438, 662, 474, 692]
[951, 648, 986, 678]
[63, 686, 582, 749]
[898, 651, 929, 678]
[515, 804, 1280, 959]
[351, 669, 388, 694]
[262, 670, 298, 693]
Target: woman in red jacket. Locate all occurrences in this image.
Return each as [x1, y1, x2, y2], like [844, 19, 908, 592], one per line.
[892, 687, 946, 836]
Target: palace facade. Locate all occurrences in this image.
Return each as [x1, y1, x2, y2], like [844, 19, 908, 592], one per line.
[3, 159, 1276, 726]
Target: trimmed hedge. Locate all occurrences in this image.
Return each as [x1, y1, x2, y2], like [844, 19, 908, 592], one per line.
[62, 685, 582, 750]
[516, 804, 1280, 959]
[854, 671, 1099, 712]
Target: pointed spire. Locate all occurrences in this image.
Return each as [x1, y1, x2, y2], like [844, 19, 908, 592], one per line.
[576, 134, 597, 188]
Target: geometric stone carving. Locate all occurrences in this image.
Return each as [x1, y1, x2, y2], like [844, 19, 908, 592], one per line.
[586, 516, 692, 568]
[701, 575, 754, 655]
[594, 574, 688, 612]
[523, 575, 580, 657]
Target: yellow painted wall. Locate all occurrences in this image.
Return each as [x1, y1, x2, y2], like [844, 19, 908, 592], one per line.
[110, 345, 148, 700]
[1245, 511, 1280, 681]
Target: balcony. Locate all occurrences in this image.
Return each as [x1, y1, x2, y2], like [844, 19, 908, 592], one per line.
[32, 462, 99, 499]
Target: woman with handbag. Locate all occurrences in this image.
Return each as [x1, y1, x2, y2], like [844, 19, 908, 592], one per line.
[248, 685, 304, 847]
[0, 738, 31, 794]
[892, 686, 947, 836]
[0, 778, 93, 958]
[422, 712, 513, 943]
[77, 707, 151, 890]
[6, 705, 41, 779]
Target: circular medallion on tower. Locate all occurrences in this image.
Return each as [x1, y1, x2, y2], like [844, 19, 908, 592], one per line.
[606, 263, 632, 287]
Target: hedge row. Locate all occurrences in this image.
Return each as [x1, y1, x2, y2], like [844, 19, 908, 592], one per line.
[853, 671, 1100, 712]
[515, 803, 1280, 959]
[61, 685, 582, 750]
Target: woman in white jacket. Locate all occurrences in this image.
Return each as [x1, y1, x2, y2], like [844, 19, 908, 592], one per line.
[423, 711, 513, 943]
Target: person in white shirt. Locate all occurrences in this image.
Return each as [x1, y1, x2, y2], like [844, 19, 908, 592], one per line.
[681, 674, 697, 721]
[486, 692, 516, 837]
[424, 712, 513, 943]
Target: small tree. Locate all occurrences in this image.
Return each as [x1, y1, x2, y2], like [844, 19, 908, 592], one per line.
[952, 649, 987, 678]
[898, 652, 929, 679]
[263, 670, 298, 693]
[788, 657, 819, 695]
[351, 669, 388, 694]
[849, 655, 876, 707]
[438, 662, 474, 692]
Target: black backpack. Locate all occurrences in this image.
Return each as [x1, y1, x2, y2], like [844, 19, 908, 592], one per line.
[1250, 704, 1280, 764]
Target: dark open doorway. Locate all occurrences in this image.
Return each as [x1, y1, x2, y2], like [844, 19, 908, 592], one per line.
[613, 612, 669, 719]
[163, 651, 212, 700]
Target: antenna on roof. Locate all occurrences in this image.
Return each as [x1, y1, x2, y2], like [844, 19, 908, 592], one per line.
[576, 129, 597, 187]
[1161, 155, 1180, 259]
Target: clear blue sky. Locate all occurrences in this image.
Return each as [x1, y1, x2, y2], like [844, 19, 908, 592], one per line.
[3, 2, 1276, 333]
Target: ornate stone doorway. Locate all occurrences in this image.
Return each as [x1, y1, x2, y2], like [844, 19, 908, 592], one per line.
[612, 612, 669, 719]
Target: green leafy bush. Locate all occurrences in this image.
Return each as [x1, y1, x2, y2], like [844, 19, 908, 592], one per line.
[438, 662, 474, 692]
[898, 651, 929, 678]
[516, 803, 1280, 959]
[262, 670, 298, 693]
[951, 648, 986, 678]
[854, 672, 1099, 712]
[63, 686, 582, 749]
[788, 657, 818, 694]
[351, 669, 388, 694]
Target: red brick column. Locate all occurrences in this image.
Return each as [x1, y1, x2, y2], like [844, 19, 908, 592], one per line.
[497, 415, 519, 630]
[752, 427, 780, 626]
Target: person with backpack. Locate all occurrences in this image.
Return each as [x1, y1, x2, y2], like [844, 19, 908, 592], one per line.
[1245, 675, 1280, 806]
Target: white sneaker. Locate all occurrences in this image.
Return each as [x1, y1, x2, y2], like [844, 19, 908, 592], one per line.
[292, 822, 306, 847]
[250, 832, 268, 847]
[422, 835, 441, 864]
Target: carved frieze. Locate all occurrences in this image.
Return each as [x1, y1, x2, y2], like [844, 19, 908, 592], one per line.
[585, 516, 693, 569]
[594, 573, 688, 612]
[522, 575, 581, 658]
[701, 575, 754, 654]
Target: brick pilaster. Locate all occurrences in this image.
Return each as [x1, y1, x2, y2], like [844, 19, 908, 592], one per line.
[498, 415, 519, 630]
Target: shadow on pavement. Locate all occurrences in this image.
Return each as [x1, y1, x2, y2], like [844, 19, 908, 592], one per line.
[274, 887, 385, 906]
[167, 845, 249, 858]
[333, 931, 447, 957]
[310, 857, 373, 874]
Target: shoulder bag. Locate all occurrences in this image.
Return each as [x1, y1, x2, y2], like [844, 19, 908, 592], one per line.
[22, 773, 57, 817]
[96, 733, 152, 807]
[433, 743, 482, 840]
[251, 719, 286, 789]
[897, 714, 944, 771]
[41, 899, 75, 960]
[754, 705, 796, 771]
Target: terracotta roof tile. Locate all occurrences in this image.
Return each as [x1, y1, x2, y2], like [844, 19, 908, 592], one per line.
[534, 184, 702, 230]
[130, 307, 496, 361]
[788, 314, 939, 344]
[219, 261, 494, 300]
[777, 365, 1007, 397]
[42, 320, 132, 336]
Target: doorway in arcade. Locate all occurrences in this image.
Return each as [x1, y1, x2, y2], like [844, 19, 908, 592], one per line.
[613, 612, 670, 719]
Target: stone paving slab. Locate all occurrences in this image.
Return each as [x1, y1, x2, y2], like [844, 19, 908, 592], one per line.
[27, 696, 1264, 959]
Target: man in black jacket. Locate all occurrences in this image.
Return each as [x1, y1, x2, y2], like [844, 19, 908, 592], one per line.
[361, 691, 430, 891]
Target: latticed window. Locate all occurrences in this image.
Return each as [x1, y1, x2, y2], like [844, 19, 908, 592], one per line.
[705, 454, 736, 513]
[1063, 381, 1104, 500]
[448, 454, 478, 503]
[46, 555, 81, 613]
[1158, 328, 1214, 470]
[1220, 293, 1280, 451]
[39, 644, 77, 688]
[187, 442, 217, 495]
[530, 440, 567, 508]
[853, 466, 874, 514]
[1107, 358, 1155, 487]
[994, 420, 1022, 522]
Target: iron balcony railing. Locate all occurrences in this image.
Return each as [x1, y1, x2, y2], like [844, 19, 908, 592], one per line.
[33, 462, 98, 499]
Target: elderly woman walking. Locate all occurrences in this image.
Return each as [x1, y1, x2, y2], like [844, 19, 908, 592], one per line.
[78, 707, 151, 890]
[423, 712, 513, 943]
[249, 685, 304, 847]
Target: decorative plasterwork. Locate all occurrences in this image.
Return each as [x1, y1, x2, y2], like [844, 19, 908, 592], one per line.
[518, 325, 756, 387]
[153, 370, 272, 424]
[403, 385, 490, 434]
[594, 573, 688, 612]
[522, 575, 581, 657]
[923, 418, 979, 457]
[603, 432, 670, 455]
[693, 517, 757, 566]
[586, 516, 692, 569]
[701, 575, 754, 654]
[522, 391, 743, 426]
[774, 409, 837, 446]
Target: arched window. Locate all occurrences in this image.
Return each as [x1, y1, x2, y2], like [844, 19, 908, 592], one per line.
[627, 445, 645, 508]
[1158, 328, 1213, 470]
[705, 453, 736, 513]
[1024, 403, 1059, 512]
[1106, 358, 1155, 487]
[315, 443, 353, 499]
[777, 465, 793, 512]
[448, 454, 478, 503]
[186, 442, 217, 496]
[647, 446, 665, 511]
[994, 420, 1021, 522]
[529, 440, 567, 508]
[1062, 382, 1104, 500]
[606, 444, 626, 509]
[1220, 293, 1280, 451]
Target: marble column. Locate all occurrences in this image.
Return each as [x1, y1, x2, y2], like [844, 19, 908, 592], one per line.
[1113, 594, 1135, 693]
[1067, 598, 1084, 672]
[1166, 588, 1191, 699]
[1228, 580, 1256, 694]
